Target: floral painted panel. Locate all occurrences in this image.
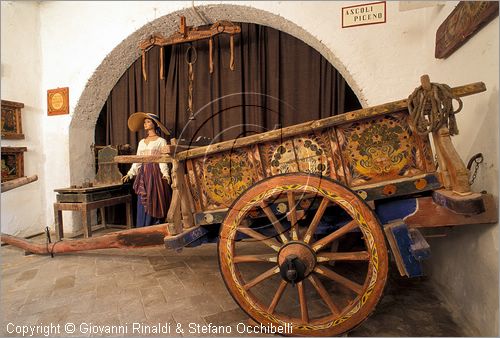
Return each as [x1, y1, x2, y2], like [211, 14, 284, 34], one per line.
[260, 139, 298, 176]
[336, 112, 429, 186]
[293, 133, 331, 177]
[259, 132, 336, 178]
[194, 147, 261, 209]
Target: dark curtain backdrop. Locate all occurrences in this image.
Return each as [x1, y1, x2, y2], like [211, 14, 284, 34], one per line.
[100, 23, 360, 148]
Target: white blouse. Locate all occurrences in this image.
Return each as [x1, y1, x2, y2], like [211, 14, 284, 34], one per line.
[126, 137, 170, 179]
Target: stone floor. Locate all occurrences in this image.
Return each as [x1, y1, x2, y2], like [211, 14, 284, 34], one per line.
[1, 230, 467, 337]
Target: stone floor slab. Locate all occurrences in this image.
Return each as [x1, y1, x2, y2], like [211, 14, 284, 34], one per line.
[1, 232, 468, 337]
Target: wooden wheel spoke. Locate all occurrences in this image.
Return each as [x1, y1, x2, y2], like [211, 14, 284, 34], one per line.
[312, 220, 359, 252]
[268, 280, 288, 314]
[260, 202, 289, 243]
[287, 192, 299, 241]
[316, 251, 370, 263]
[297, 281, 309, 323]
[219, 174, 389, 336]
[243, 266, 280, 290]
[237, 227, 282, 252]
[314, 266, 364, 295]
[308, 274, 340, 316]
[303, 197, 330, 243]
[234, 254, 278, 264]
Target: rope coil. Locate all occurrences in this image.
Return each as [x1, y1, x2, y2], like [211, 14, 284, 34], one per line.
[407, 82, 463, 136]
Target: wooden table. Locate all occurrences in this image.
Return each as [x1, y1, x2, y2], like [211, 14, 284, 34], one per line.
[53, 186, 133, 240]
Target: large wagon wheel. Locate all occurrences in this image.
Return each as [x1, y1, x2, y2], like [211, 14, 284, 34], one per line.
[218, 173, 388, 336]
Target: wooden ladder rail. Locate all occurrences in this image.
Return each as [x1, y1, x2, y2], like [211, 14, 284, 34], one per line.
[174, 81, 486, 161]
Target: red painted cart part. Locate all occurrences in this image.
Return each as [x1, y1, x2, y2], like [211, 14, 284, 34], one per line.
[0, 224, 170, 255]
[405, 194, 498, 228]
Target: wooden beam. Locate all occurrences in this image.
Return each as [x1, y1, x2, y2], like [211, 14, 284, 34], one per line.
[176, 82, 486, 161]
[0, 224, 171, 255]
[1, 175, 38, 193]
[405, 194, 498, 228]
[139, 20, 241, 50]
[114, 155, 172, 164]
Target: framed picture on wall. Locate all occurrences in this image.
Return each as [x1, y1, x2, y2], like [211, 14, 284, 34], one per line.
[1, 100, 24, 139]
[47, 87, 69, 116]
[435, 1, 499, 58]
[1, 147, 27, 182]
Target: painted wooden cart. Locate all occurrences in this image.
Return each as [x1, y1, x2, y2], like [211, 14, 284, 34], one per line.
[2, 76, 497, 336]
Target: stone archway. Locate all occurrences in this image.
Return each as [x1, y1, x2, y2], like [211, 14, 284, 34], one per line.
[69, 4, 366, 185]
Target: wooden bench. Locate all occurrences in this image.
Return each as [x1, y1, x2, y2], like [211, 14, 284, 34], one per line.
[53, 194, 132, 240]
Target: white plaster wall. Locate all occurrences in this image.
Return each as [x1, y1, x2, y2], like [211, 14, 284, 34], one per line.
[416, 5, 499, 336]
[39, 1, 189, 235]
[1, 0, 498, 335]
[1, 1, 46, 237]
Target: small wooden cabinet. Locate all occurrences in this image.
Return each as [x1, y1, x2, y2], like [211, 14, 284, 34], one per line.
[1, 146, 27, 182]
[1, 100, 24, 139]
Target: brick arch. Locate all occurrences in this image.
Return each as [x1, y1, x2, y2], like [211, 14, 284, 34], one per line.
[69, 4, 365, 184]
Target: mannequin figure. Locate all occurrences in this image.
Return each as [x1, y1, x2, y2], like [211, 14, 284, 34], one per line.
[122, 112, 172, 227]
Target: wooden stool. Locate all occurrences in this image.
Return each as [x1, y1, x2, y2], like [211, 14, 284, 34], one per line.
[53, 194, 132, 240]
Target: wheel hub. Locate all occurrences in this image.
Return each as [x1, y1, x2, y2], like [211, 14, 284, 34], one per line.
[278, 241, 316, 284]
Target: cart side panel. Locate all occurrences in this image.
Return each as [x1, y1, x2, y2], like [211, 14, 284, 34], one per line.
[293, 131, 335, 178]
[258, 130, 342, 180]
[328, 128, 349, 184]
[188, 145, 264, 211]
[185, 110, 436, 214]
[185, 159, 203, 211]
[336, 111, 435, 187]
[259, 137, 298, 176]
[186, 130, 344, 213]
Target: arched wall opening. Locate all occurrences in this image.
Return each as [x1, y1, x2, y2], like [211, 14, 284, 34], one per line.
[68, 4, 366, 187]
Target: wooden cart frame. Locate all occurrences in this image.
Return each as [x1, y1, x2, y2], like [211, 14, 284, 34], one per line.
[2, 77, 497, 336]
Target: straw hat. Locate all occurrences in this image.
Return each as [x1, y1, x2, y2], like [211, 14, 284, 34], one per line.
[127, 112, 170, 136]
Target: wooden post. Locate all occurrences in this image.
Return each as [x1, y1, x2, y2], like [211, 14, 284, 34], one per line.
[176, 163, 195, 230]
[54, 205, 64, 241]
[420, 75, 471, 195]
[100, 207, 106, 229]
[183, 173, 196, 215]
[180, 16, 187, 37]
[432, 127, 471, 194]
[125, 199, 133, 229]
[82, 208, 92, 238]
[166, 139, 184, 235]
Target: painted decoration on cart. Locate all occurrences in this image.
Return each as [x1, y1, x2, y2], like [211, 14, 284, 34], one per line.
[259, 132, 335, 178]
[337, 112, 426, 186]
[293, 136, 329, 176]
[198, 147, 261, 208]
[262, 139, 298, 175]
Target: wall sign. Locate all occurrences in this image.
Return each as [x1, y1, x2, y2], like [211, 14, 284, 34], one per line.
[342, 1, 386, 28]
[435, 1, 499, 59]
[47, 87, 69, 116]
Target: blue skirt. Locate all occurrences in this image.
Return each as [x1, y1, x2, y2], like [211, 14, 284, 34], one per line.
[136, 195, 162, 227]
